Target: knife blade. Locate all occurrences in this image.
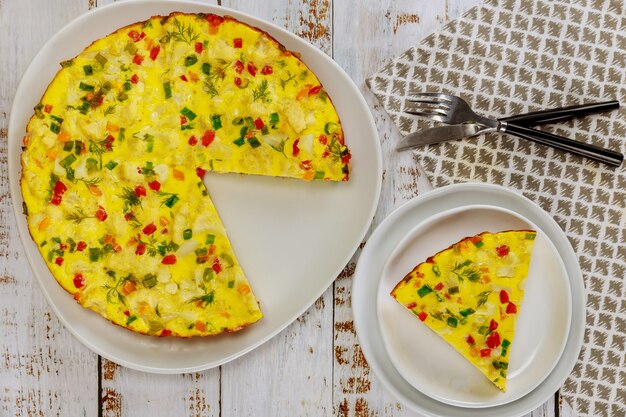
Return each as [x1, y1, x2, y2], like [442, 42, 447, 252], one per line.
[396, 124, 491, 151]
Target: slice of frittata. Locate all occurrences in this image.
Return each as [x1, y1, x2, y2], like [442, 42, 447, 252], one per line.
[390, 230, 536, 390]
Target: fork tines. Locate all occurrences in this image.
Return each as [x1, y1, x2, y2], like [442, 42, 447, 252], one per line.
[408, 92, 453, 102]
[405, 92, 452, 122]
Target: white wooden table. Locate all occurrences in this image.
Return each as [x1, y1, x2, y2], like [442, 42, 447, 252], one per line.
[1, 1, 573, 416]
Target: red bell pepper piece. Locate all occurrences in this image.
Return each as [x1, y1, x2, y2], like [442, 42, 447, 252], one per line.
[148, 180, 161, 191]
[506, 302, 517, 314]
[247, 62, 257, 76]
[496, 245, 510, 257]
[95, 206, 107, 222]
[486, 332, 501, 349]
[73, 273, 85, 288]
[150, 45, 160, 61]
[135, 244, 146, 256]
[292, 139, 300, 156]
[162, 254, 177, 265]
[202, 130, 215, 147]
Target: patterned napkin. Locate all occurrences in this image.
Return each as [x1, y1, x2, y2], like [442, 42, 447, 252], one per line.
[366, 0, 625, 415]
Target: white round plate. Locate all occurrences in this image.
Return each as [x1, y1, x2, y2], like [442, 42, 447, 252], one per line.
[377, 205, 571, 408]
[8, 1, 381, 373]
[352, 183, 585, 417]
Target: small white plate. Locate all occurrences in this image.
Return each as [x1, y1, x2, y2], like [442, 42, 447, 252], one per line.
[8, 0, 382, 373]
[377, 205, 571, 408]
[352, 183, 585, 417]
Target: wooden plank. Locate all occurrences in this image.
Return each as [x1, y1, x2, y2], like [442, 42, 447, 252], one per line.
[0, 1, 99, 417]
[560, 395, 576, 417]
[218, 1, 334, 416]
[528, 396, 557, 417]
[100, 363, 220, 417]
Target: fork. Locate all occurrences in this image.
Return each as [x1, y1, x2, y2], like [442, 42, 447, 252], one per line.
[406, 93, 623, 167]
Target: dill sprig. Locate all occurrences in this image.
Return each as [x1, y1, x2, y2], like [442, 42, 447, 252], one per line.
[476, 290, 492, 309]
[189, 289, 215, 307]
[252, 79, 270, 102]
[103, 273, 133, 305]
[66, 207, 95, 224]
[161, 17, 199, 45]
[125, 212, 142, 229]
[327, 137, 344, 162]
[203, 80, 219, 98]
[89, 140, 105, 170]
[452, 259, 481, 283]
[119, 186, 142, 209]
[201, 59, 229, 98]
[207, 59, 230, 82]
[136, 234, 158, 256]
[269, 139, 287, 158]
[76, 177, 102, 188]
[103, 104, 117, 116]
[430, 311, 444, 321]
[280, 71, 296, 90]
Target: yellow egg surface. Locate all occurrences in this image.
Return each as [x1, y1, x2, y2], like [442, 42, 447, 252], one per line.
[390, 230, 536, 391]
[20, 12, 351, 337]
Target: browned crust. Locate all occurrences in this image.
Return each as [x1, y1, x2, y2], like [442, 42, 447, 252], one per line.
[20, 230, 262, 338]
[389, 229, 536, 297]
[53, 278, 262, 338]
[100, 310, 260, 338]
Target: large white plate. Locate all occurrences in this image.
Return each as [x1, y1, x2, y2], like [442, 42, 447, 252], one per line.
[8, 0, 382, 373]
[377, 205, 571, 408]
[352, 183, 585, 417]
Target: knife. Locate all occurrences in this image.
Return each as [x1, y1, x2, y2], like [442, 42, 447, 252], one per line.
[397, 100, 620, 151]
[396, 124, 486, 150]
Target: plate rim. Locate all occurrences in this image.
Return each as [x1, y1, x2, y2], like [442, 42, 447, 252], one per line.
[376, 203, 572, 408]
[8, 0, 382, 373]
[352, 182, 585, 417]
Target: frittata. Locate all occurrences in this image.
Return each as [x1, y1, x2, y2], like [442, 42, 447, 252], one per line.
[20, 12, 351, 337]
[390, 230, 536, 391]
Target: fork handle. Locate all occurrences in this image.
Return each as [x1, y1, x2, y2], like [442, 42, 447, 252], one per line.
[500, 100, 619, 126]
[503, 123, 623, 167]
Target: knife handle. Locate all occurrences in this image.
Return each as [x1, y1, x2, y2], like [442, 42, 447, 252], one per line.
[503, 123, 623, 167]
[500, 101, 620, 126]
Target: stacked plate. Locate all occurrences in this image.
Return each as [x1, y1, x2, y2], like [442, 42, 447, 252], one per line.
[352, 183, 585, 417]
